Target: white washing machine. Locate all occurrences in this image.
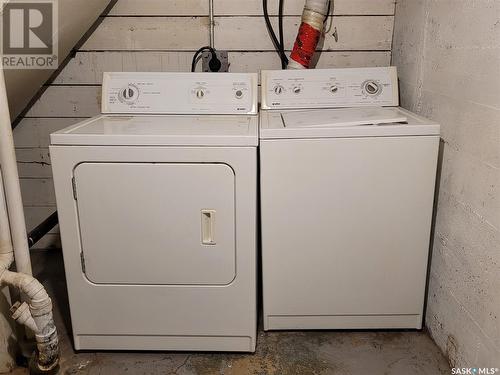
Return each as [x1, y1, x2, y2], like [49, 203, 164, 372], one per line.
[260, 67, 440, 331]
[50, 72, 258, 351]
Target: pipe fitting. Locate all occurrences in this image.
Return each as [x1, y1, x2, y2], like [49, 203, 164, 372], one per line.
[33, 328, 59, 373]
[288, 0, 330, 69]
[30, 298, 53, 318]
[301, 8, 328, 30]
[0, 270, 60, 373]
[10, 302, 38, 333]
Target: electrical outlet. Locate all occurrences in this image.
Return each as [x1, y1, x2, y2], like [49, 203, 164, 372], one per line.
[202, 50, 229, 72]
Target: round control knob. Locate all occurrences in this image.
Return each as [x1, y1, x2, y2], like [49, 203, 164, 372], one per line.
[364, 81, 381, 96]
[274, 85, 284, 95]
[235, 89, 244, 99]
[195, 88, 205, 99]
[292, 86, 301, 94]
[330, 85, 339, 94]
[122, 87, 135, 99]
[118, 84, 139, 104]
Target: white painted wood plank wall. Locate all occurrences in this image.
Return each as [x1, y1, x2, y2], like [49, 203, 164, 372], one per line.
[14, 0, 396, 249]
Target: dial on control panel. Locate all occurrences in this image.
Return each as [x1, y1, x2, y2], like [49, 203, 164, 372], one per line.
[274, 85, 284, 95]
[195, 88, 205, 99]
[363, 80, 382, 96]
[119, 84, 140, 104]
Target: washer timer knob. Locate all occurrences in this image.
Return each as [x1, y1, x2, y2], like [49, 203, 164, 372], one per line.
[292, 86, 301, 94]
[330, 85, 339, 94]
[364, 80, 381, 96]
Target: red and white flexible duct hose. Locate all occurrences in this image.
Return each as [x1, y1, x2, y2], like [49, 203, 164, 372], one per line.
[288, 0, 330, 69]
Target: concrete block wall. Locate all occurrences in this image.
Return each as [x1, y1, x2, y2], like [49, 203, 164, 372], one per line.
[13, 0, 396, 249]
[392, 0, 500, 367]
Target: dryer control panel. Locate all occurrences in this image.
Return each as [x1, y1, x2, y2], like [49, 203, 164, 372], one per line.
[261, 67, 399, 110]
[102, 72, 258, 115]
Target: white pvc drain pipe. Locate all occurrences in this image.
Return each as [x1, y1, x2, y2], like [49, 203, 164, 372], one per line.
[0, 68, 59, 374]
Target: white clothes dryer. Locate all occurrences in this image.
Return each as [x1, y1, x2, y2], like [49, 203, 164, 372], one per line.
[51, 72, 258, 351]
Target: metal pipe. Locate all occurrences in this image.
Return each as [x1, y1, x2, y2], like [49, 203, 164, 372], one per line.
[0, 68, 32, 275]
[27, 212, 58, 249]
[209, 0, 215, 48]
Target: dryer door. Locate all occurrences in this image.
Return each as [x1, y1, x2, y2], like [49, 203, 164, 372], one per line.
[73, 162, 235, 285]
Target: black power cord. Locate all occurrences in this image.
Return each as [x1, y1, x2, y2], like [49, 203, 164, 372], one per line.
[325, 0, 332, 23]
[263, 0, 288, 69]
[278, 0, 286, 69]
[191, 46, 222, 72]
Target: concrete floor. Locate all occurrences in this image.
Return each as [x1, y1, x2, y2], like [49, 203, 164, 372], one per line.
[11, 251, 451, 375]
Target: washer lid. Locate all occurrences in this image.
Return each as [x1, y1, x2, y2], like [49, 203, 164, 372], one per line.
[50, 114, 259, 146]
[260, 107, 440, 139]
[282, 107, 408, 128]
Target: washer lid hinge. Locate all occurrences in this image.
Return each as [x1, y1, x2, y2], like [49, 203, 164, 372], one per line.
[72, 177, 77, 200]
[80, 252, 86, 273]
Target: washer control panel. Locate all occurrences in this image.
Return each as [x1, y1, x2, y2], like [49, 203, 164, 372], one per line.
[102, 72, 258, 114]
[261, 67, 399, 110]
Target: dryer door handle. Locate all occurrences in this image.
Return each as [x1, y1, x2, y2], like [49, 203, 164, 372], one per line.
[201, 210, 216, 245]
